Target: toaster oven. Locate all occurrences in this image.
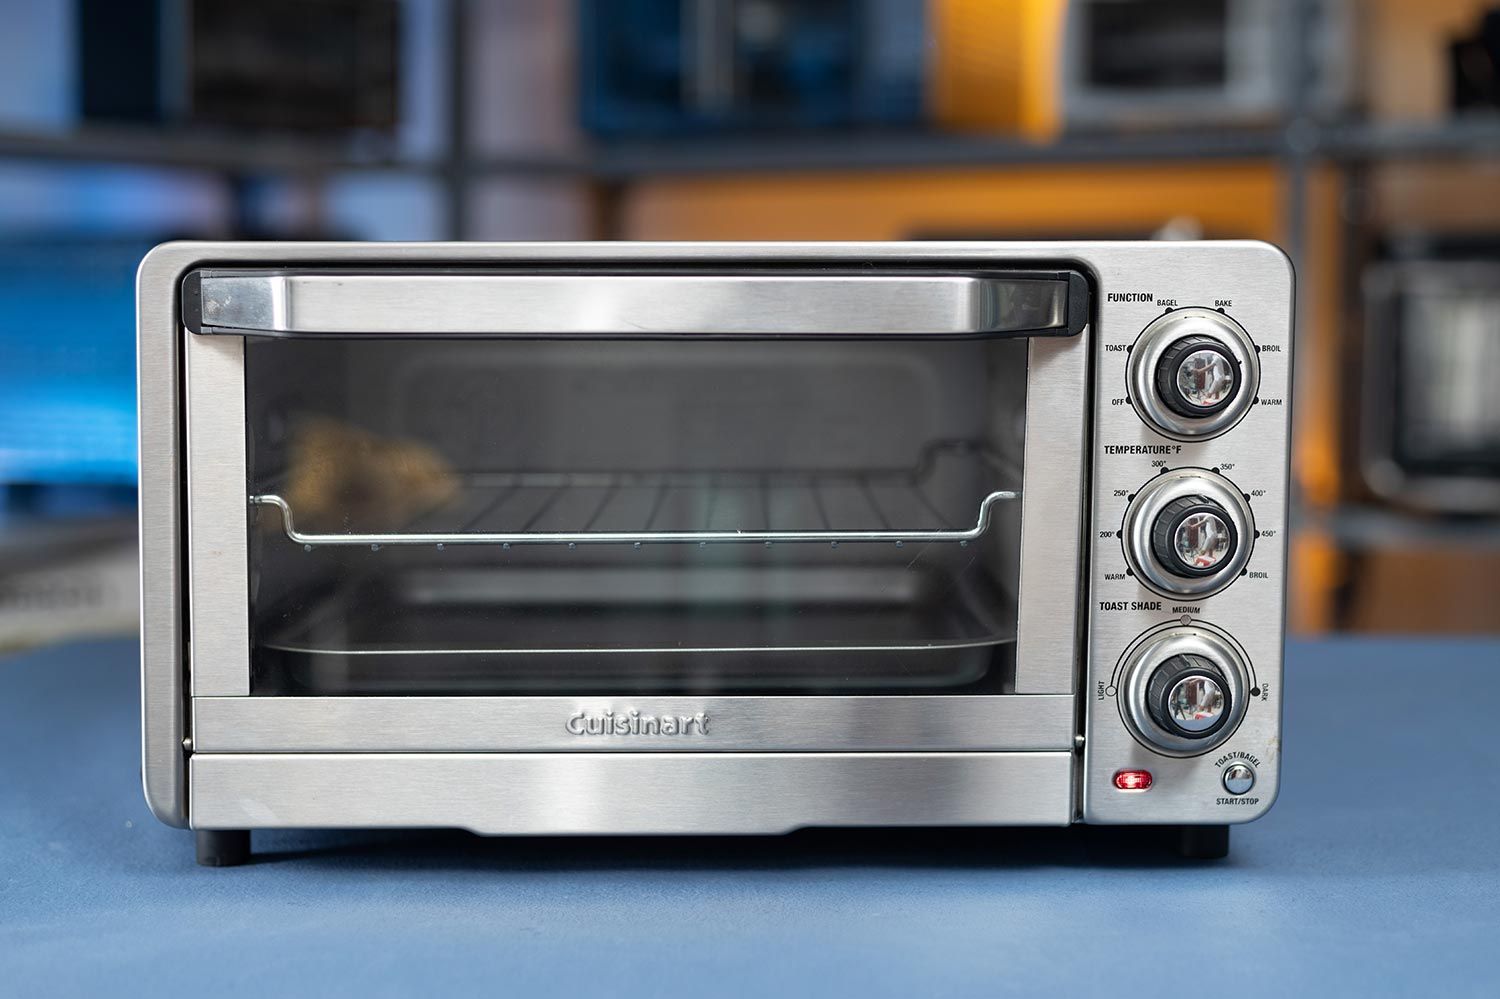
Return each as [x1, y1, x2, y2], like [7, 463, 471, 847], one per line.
[1361, 257, 1500, 514]
[138, 241, 1293, 865]
[1059, 0, 1354, 128]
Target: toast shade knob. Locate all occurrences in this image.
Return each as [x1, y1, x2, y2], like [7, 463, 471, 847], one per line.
[1146, 654, 1230, 739]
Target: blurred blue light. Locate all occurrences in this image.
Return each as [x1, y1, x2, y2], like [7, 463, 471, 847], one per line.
[0, 237, 151, 485]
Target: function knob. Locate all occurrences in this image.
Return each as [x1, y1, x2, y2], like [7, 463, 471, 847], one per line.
[1146, 653, 1231, 740]
[1155, 335, 1241, 416]
[1150, 495, 1238, 578]
[1127, 308, 1259, 439]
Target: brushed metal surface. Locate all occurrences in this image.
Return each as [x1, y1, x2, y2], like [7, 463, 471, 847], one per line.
[191, 695, 1076, 753]
[1013, 332, 1088, 694]
[137, 244, 196, 826]
[195, 271, 1071, 337]
[184, 330, 249, 696]
[1081, 240, 1291, 825]
[188, 752, 1075, 832]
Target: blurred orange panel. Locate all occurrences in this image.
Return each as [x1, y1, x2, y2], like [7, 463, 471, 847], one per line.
[1291, 165, 1345, 512]
[622, 162, 1283, 241]
[1289, 531, 1341, 634]
[1340, 550, 1500, 633]
[929, 0, 1064, 140]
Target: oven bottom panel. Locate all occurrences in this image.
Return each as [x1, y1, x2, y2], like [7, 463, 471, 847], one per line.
[188, 752, 1075, 833]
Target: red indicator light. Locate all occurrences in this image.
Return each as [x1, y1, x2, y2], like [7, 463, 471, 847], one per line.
[1114, 769, 1154, 791]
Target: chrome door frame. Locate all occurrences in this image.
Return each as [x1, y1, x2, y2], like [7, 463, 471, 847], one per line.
[142, 241, 1098, 827]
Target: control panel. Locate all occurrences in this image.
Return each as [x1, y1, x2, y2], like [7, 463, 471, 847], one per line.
[1083, 243, 1291, 825]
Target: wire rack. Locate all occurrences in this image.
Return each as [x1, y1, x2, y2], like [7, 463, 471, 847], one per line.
[250, 442, 1018, 548]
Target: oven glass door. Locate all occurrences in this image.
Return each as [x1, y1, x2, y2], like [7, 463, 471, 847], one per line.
[186, 265, 1087, 699]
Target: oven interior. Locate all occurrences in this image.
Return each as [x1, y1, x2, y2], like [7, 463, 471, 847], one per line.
[245, 336, 1031, 696]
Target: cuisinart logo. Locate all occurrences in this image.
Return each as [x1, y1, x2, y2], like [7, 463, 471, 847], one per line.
[566, 708, 710, 737]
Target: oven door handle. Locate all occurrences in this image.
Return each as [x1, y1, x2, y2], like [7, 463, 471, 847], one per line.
[184, 269, 1088, 339]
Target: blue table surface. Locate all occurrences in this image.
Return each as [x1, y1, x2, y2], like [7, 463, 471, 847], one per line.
[3, 636, 1498, 997]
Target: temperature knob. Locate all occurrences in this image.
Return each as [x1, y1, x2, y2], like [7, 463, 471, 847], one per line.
[1150, 495, 1238, 577]
[1122, 469, 1254, 598]
[1128, 308, 1259, 439]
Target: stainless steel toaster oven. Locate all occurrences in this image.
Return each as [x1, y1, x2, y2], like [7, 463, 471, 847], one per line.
[138, 241, 1293, 865]
[1059, 0, 1354, 129]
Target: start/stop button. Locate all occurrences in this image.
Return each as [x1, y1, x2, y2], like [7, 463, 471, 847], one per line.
[1222, 762, 1256, 795]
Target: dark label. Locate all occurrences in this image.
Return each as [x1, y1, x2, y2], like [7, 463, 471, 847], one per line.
[1107, 292, 1154, 303]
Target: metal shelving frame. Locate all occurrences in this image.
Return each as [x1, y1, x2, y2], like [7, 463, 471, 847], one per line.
[3, 0, 1496, 554]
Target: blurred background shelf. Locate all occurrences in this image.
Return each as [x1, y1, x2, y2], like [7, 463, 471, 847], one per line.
[7, 120, 1499, 181]
[1306, 505, 1500, 550]
[0, 126, 431, 175]
[1326, 117, 1500, 159]
[579, 129, 1292, 178]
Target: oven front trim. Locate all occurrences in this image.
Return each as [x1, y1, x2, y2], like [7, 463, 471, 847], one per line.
[188, 751, 1077, 832]
[192, 694, 1076, 753]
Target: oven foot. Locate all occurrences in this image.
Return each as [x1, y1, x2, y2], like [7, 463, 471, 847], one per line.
[196, 830, 251, 867]
[1174, 824, 1230, 860]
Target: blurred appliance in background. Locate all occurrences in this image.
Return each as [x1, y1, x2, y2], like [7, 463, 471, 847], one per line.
[1451, 7, 1500, 112]
[1360, 241, 1500, 515]
[927, 0, 1064, 141]
[1059, 0, 1356, 129]
[77, 0, 399, 133]
[578, 0, 925, 137]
